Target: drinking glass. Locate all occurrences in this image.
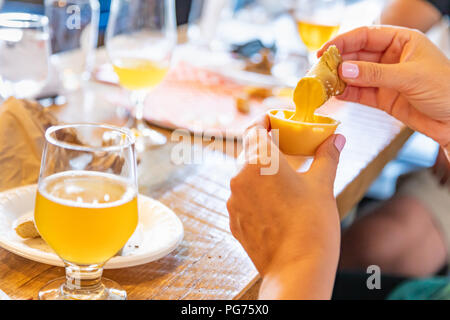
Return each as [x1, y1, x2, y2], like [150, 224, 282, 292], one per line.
[187, 0, 225, 48]
[214, 0, 278, 51]
[35, 124, 138, 300]
[293, 0, 344, 64]
[106, 0, 177, 150]
[45, 0, 100, 91]
[0, 13, 50, 99]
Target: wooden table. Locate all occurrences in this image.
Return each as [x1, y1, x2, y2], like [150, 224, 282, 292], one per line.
[0, 48, 413, 299]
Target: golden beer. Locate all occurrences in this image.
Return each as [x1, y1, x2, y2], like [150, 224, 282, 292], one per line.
[297, 20, 340, 52]
[34, 171, 138, 265]
[113, 57, 169, 91]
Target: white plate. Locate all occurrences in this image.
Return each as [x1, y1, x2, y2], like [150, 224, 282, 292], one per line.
[0, 185, 183, 269]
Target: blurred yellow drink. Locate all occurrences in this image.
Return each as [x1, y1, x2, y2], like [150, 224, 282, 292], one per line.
[35, 171, 138, 265]
[297, 21, 340, 51]
[113, 58, 168, 90]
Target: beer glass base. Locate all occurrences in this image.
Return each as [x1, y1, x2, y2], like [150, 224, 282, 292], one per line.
[38, 277, 127, 300]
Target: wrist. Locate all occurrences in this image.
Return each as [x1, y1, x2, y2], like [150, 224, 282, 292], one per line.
[264, 226, 340, 275]
[260, 250, 339, 300]
[262, 204, 341, 275]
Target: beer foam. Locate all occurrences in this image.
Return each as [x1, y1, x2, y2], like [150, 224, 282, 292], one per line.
[38, 171, 137, 209]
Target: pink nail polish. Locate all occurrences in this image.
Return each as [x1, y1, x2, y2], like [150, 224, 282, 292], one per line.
[342, 62, 359, 78]
[334, 135, 346, 152]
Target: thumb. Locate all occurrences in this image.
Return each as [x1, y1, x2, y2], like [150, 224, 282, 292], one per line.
[340, 61, 408, 90]
[308, 134, 346, 186]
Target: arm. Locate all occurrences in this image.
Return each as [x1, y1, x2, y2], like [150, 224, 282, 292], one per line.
[380, 0, 442, 32]
[259, 250, 339, 300]
[227, 117, 345, 300]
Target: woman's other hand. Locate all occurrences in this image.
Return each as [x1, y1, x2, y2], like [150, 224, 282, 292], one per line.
[319, 26, 450, 152]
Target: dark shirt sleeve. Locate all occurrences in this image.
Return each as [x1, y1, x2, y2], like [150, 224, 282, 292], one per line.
[427, 0, 450, 16]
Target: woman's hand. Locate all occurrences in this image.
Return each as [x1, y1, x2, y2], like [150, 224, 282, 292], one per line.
[227, 116, 346, 299]
[319, 26, 450, 152]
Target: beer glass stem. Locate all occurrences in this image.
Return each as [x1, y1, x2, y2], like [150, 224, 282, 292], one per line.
[131, 90, 147, 128]
[62, 263, 106, 299]
[129, 89, 167, 148]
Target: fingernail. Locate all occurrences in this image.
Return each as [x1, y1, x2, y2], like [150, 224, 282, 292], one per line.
[334, 135, 346, 152]
[342, 62, 359, 78]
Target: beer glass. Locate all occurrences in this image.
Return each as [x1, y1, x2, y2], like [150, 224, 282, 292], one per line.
[45, 0, 100, 91]
[294, 0, 344, 64]
[0, 13, 50, 99]
[106, 0, 177, 150]
[35, 124, 138, 300]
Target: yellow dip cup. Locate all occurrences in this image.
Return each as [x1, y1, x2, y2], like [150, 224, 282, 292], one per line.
[268, 109, 340, 156]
